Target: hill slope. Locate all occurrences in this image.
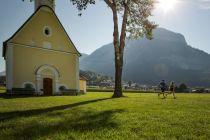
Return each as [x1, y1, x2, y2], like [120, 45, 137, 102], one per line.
[80, 28, 210, 87]
[0, 71, 5, 76]
[80, 53, 89, 62]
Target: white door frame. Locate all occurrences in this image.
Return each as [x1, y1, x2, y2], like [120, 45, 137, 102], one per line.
[35, 64, 60, 95]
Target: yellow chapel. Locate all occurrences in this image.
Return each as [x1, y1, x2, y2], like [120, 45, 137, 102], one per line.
[2, 0, 81, 95]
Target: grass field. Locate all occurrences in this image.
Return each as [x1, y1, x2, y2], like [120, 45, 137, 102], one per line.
[0, 92, 209, 140]
[0, 86, 5, 93]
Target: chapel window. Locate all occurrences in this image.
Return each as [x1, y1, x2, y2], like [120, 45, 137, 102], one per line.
[43, 41, 52, 49]
[59, 86, 67, 91]
[43, 26, 52, 37]
[24, 83, 35, 89]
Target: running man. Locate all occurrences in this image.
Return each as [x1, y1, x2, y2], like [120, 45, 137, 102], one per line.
[168, 81, 176, 99]
[158, 80, 166, 98]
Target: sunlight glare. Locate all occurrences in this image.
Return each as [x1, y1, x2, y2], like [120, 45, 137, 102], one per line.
[157, 0, 178, 13]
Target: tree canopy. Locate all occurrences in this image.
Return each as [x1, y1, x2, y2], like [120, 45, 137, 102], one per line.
[70, 0, 157, 39]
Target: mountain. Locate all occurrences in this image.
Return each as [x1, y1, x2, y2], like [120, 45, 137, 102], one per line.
[80, 28, 210, 87]
[80, 70, 113, 85]
[79, 53, 89, 62]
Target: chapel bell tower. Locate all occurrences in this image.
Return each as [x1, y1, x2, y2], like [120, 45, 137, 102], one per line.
[35, 0, 55, 11]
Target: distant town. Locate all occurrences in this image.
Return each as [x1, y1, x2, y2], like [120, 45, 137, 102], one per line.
[1, 70, 209, 93]
[80, 70, 210, 93]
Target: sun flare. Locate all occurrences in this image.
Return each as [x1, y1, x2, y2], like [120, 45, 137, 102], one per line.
[157, 0, 178, 13]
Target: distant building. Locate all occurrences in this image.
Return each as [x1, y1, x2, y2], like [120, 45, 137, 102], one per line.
[191, 87, 209, 93]
[79, 75, 88, 93]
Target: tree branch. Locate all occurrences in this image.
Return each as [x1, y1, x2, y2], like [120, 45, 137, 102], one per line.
[119, 0, 130, 52]
[104, 0, 119, 51]
[104, 0, 114, 9]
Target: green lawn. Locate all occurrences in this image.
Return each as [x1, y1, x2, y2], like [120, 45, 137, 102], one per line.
[0, 86, 6, 93]
[0, 92, 209, 140]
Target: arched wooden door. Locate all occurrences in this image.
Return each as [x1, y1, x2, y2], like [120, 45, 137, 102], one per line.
[43, 78, 53, 95]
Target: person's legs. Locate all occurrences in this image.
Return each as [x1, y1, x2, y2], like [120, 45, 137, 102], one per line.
[159, 88, 163, 97]
[167, 89, 172, 97]
[163, 93, 165, 98]
[173, 91, 176, 99]
[160, 88, 164, 97]
[165, 91, 169, 97]
[162, 88, 166, 98]
[163, 92, 166, 98]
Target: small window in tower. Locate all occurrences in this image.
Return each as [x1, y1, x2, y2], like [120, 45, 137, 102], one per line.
[43, 26, 52, 37]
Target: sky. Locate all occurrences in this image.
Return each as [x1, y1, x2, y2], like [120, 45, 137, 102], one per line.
[0, 0, 210, 72]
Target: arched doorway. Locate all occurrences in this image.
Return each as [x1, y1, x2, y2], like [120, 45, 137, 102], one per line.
[35, 64, 60, 95]
[43, 78, 53, 95]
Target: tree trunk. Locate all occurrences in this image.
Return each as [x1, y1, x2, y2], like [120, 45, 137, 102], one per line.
[112, 0, 129, 98]
[113, 50, 123, 98]
[110, 3, 123, 98]
[104, 0, 128, 98]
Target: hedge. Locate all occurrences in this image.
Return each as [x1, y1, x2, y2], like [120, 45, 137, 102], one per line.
[87, 88, 159, 93]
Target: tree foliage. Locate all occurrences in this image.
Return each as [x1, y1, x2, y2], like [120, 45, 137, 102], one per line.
[70, 0, 95, 10]
[70, 0, 157, 39]
[178, 83, 188, 92]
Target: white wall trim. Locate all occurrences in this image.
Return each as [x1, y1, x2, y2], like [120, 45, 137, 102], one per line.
[8, 42, 79, 56]
[36, 64, 60, 78]
[76, 56, 80, 92]
[35, 64, 60, 95]
[21, 81, 36, 89]
[6, 44, 13, 92]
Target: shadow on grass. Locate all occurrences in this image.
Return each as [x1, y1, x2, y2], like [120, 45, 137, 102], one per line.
[0, 98, 112, 122]
[2, 108, 124, 140]
[0, 93, 60, 99]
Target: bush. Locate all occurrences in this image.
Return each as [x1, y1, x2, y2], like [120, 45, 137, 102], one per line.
[11, 88, 35, 95]
[87, 88, 159, 93]
[24, 83, 34, 89]
[0, 86, 6, 90]
[59, 86, 66, 91]
[61, 89, 78, 96]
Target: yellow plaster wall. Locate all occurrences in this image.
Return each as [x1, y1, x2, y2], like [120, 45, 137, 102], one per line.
[79, 79, 86, 93]
[6, 6, 80, 90]
[12, 45, 77, 89]
[10, 7, 77, 54]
